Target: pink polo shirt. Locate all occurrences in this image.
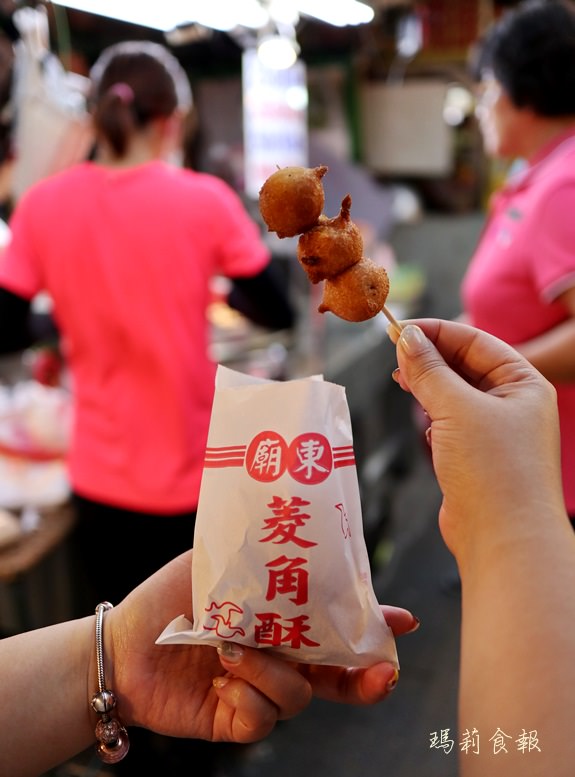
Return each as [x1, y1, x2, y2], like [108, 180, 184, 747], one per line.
[0, 161, 270, 512]
[462, 130, 575, 515]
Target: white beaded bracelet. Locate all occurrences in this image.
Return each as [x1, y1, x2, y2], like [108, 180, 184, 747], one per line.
[90, 602, 130, 763]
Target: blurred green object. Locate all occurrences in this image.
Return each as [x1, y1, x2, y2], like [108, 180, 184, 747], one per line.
[388, 263, 426, 306]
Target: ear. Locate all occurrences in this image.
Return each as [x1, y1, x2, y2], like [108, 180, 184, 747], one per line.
[159, 112, 185, 150]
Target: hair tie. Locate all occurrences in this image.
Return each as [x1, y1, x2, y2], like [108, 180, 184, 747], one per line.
[109, 82, 135, 104]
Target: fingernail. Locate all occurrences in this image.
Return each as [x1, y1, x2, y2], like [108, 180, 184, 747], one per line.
[213, 676, 229, 689]
[386, 668, 400, 692]
[217, 641, 245, 663]
[398, 325, 429, 355]
[391, 367, 401, 383]
[407, 616, 421, 634]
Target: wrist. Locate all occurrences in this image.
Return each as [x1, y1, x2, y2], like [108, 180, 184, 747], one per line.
[448, 500, 571, 572]
[90, 603, 130, 764]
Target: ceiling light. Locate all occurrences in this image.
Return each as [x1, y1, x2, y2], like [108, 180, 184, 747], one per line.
[48, 0, 269, 32]
[48, 0, 374, 31]
[295, 0, 374, 27]
[268, 0, 300, 27]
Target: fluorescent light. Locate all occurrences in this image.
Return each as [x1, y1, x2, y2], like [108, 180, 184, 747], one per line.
[48, 0, 374, 32]
[296, 0, 374, 26]
[268, 0, 300, 27]
[49, 0, 269, 32]
[49, 1, 186, 31]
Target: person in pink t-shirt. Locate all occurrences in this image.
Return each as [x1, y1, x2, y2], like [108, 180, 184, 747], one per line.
[461, 0, 575, 522]
[0, 40, 294, 776]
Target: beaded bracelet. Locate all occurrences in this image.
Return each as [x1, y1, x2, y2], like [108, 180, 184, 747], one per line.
[90, 602, 130, 763]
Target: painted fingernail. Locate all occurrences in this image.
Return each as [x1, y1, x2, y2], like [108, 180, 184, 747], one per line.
[387, 668, 400, 692]
[399, 325, 429, 355]
[217, 641, 245, 663]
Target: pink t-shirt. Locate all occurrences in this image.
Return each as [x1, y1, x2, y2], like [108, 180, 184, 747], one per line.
[462, 130, 575, 514]
[0, 161, 270, 512]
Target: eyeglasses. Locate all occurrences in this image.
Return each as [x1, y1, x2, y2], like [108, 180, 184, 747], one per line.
[474, 78, 502, 116]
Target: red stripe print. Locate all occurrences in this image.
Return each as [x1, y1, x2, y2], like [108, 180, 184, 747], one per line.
[333, 446, 355, 468]
[204, 445, 246, 468]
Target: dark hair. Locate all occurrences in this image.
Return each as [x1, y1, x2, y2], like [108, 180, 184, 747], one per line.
[472, 0, 575, 116]
[90, 41, 192, 158]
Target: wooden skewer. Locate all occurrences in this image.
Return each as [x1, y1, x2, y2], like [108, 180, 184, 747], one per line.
[381, 304, 404, 336]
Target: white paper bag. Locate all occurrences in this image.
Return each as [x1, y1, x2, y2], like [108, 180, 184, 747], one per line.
[157, 366, 398, 668]
[10, 7, 93, 202]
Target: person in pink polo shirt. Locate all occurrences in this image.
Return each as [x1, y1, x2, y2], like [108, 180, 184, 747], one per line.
[461, 0, 575, 523]
[0, 40, 294, 775]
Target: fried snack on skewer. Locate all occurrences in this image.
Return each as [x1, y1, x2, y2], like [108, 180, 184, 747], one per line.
[258, 164, 402, 331]
[297, 194, 363, 283]
[259, 165, 328, 238]
[318, 258, 390, 323]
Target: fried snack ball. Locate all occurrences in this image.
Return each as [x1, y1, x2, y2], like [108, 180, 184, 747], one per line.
[297, 194, 363, 284]
[259, 165, 328, 238]
[318, 258, 390, 322]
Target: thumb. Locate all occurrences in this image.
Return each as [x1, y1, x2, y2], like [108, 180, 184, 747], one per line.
[394, 324, 472, 416]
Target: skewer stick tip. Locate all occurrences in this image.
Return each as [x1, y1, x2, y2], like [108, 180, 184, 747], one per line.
[382, 304, 404, 337]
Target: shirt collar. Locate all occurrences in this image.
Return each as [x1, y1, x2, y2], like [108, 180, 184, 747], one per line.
[505, 125, 575, 192]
